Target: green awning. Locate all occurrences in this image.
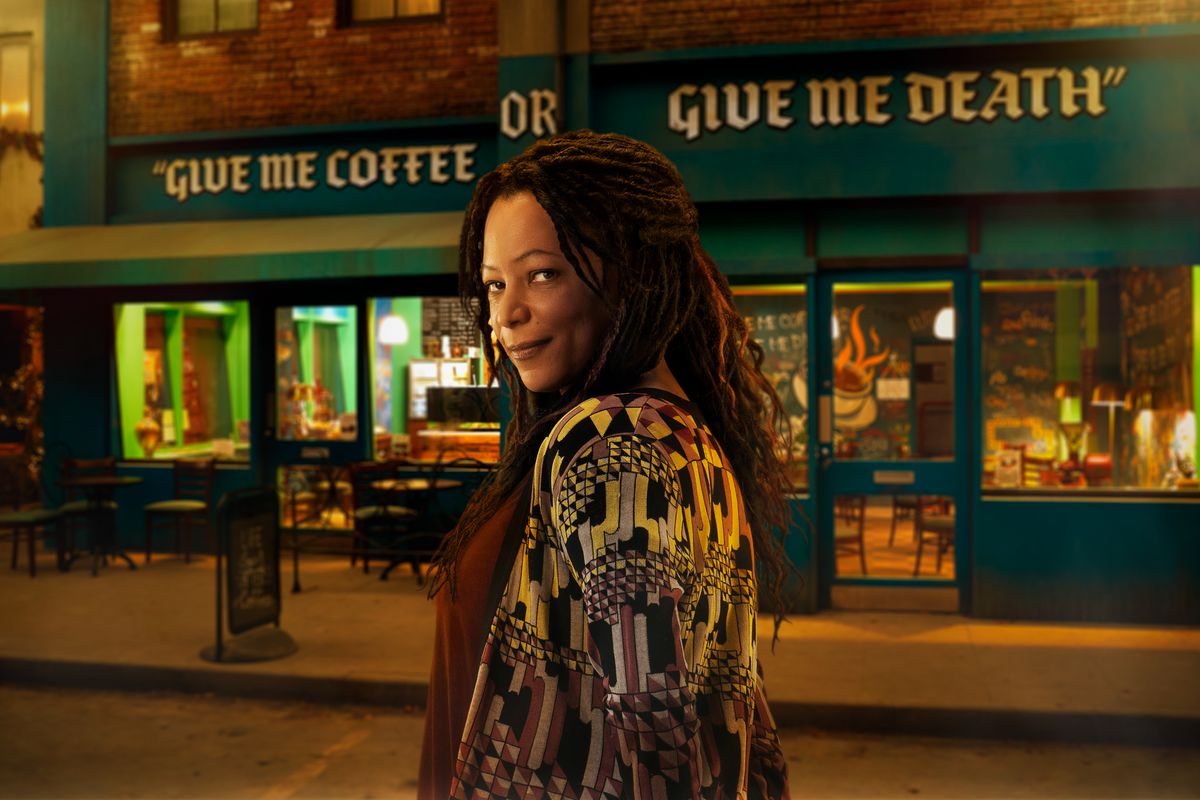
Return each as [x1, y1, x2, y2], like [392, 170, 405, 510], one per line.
[0, 211, 464, 289]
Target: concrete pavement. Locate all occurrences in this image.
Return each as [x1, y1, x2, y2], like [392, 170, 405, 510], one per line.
[1, 549, 1198, 744]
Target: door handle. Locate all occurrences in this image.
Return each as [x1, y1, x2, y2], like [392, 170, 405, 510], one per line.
[818, 394, 832, 444]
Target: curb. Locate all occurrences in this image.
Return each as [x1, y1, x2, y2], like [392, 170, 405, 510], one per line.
[4, 656, 1197, 746]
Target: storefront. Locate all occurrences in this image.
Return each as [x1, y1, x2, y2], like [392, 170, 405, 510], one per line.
[2, 7, 1197, 623]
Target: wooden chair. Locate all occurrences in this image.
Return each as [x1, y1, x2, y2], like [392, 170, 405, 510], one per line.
[60, 457, 119, 563]
[833, 494, 868, 576]
[0, 460, 62, 577]
[914, 497, 955, 576]
[889, 494, 920, 545]
[143, 458, 215, 563]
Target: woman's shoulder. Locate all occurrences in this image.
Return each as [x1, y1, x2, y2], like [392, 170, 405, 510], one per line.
[542, 390, 699, 459]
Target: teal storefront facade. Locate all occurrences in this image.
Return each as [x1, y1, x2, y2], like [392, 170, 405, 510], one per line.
[4, 3, 1198, 623]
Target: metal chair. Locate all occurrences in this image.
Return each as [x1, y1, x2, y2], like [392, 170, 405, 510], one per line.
[60, 457, 118, 564]
[833, 494, 868, 576]
[143, 458, 215, 563]
[347, 460, 415, 575]
[0, 460, 62, 577]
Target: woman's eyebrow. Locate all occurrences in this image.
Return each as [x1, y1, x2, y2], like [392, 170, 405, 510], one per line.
[481, 249, 561, 271]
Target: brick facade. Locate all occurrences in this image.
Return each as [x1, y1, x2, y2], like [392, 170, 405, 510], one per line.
[592, 0, 1200, 53]
[109, 0, 497, 137]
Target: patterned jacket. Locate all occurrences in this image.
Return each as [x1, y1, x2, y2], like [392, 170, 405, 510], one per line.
[452, 390, 789, 799]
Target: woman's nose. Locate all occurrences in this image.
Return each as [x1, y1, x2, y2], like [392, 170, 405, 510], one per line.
[492, 286, 530, 329]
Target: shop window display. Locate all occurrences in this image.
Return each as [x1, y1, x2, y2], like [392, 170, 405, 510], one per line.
[731, 286, 809, 489]
[369, 297, 497, 463]
[981, 266, 1198, 492]
[114, 302, 250, 461]
[275, 306, 358, 442]
[830, 282, 956, 463]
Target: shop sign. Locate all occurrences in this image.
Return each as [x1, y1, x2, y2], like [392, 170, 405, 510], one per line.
[667, 66, 1127, 141]
[591, 41, 1199, 200]
[110, 129, 497, 223]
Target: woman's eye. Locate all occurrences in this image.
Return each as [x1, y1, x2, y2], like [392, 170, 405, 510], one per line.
[484, 280, 504, 294]
[531, 269, 557, 282]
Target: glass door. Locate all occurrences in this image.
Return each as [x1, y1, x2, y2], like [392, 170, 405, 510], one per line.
[815, 271, 968, 610]
[266, 303, 363, 533]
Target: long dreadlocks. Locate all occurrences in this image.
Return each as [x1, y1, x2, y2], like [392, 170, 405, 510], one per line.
[428, 129, 799, 634]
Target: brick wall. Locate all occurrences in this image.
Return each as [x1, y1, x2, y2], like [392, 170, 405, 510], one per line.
[110, 0, 497, 137]
[592, 0, 1200, 53]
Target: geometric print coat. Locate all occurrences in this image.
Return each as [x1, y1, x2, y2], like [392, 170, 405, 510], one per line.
[451, 390, 790, 799]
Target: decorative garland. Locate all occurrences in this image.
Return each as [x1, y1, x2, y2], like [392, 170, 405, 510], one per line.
[0, 126, 43, 163]
[0, 308, 45, 490]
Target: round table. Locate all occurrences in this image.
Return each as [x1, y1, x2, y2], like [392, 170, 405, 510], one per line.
[58, 475, 144, 576]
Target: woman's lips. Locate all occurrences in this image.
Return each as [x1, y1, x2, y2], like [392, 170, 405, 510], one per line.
[506, 338, 550, 361]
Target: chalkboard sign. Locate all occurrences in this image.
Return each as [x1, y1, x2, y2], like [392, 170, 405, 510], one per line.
[220, 487, 282, 635]
[980, 288, 1058, 457]
[732, 289, 808, 445]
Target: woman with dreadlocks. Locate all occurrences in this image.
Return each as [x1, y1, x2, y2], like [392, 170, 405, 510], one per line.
[418, 130, 792, 800]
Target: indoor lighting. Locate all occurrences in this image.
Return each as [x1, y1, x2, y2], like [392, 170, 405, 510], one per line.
[1090, 382, 1127, 455]
[933, 306, 955, 341]
[378, 314, 409, 346]
[831, 315, 840, 340]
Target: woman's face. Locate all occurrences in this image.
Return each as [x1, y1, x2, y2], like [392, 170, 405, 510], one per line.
[482, 192, 611, 394]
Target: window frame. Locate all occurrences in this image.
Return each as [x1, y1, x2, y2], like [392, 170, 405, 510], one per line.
[162, 0, 259, 42]
[336, 0, 444, 29]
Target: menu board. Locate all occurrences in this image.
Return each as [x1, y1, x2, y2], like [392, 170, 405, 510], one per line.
[1121, 267, 1193, 398]
[422, 297, 478, 357]
[223, 488, 282, 635]
[980, 289, 1058, 457]
[733, 290, 808, 454]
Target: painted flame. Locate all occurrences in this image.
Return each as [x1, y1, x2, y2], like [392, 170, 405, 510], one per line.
[834, 304, 891, 390]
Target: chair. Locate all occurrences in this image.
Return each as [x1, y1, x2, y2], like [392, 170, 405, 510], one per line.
[833, 494, 867, 576]
[913, 497, 955, 576]
[60, 457, 119, 563]
[889, 495, 920, 545]
[379, 455, 491, 583]
[347, 460, 415, 575]
[143, 458, 215, 563]
[0, 460, 62, 577]
[283, 464, 352, 530]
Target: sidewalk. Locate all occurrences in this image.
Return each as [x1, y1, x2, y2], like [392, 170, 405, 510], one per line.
[2, 550, 1198, 744]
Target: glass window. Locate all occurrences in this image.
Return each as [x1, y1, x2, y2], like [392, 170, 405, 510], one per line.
[981, 266, 1198, 492]
[731, 286, 808, 489]
[833, 494, 956, 580]
[348, 0, 440, 22]
[0, 35, 32, 132]
[369, 297, 497, 463]
[176, 0, 257, 36]
[831, 282, 955, 461]
[114, 302, 250, 461]
[275, 306, 358, 442]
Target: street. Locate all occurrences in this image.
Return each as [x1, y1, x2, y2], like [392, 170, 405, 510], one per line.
[0, 686, 1197, 798]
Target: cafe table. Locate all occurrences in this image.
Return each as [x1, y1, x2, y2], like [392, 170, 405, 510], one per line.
[57, 474, 143, 576]
[370, 476, 465, 581]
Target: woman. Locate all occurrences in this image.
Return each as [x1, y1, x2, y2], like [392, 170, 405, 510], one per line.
[420, 130, 793, 799]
